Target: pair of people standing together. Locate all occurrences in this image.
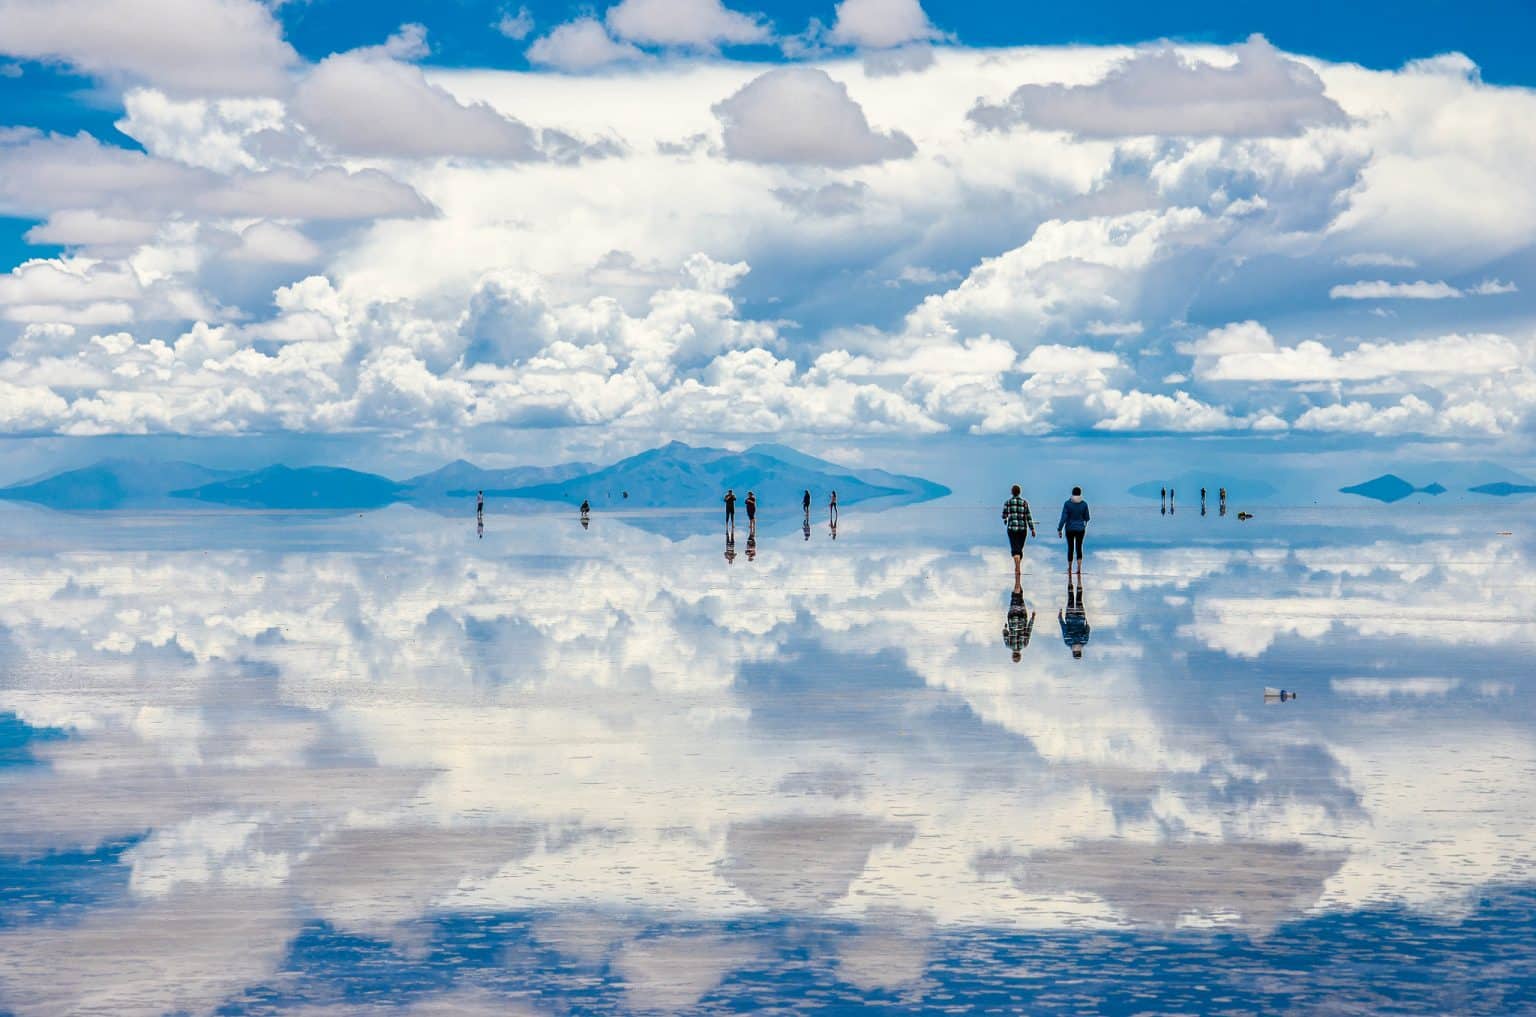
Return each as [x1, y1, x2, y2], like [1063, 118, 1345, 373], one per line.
[1001, 485, 1090, 574]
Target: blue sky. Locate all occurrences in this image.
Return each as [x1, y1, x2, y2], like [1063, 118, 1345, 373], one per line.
[0, 0, 1532, 467]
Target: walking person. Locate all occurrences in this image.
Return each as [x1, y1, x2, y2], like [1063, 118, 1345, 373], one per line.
[724, 489, 737, 532]
[1001, 484, 1037, 576]
[1057, 486, 1090, 575]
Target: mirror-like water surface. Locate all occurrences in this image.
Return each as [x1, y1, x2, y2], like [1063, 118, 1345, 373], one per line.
[1, 501, 1534, 1015]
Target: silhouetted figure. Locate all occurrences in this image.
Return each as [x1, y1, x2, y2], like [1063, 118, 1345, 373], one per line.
[725, 531, 737, 564]
[1219, 487, 1228, 515]
[1200, 487, 1207, 513]
[1057, 486, 1090, 575]
[745, 491, 757, 528]
[1003, 575, 1036, 663]
[1169, 487, 1175, 514]
[622, 491, 629, 500]
[1237, 511, 1253, 521]
[802, 489, 811, 513]
[1001, 484, 1037, 576]
[1060, 578, 1090, 660]
[477, 490, 484, 518]
[746, 531, 757, 561]
[1160, 486, 1166, 513]
[724, 489, 737, 532]
[579, 498, 590, 522]
[829, 490, 839, 525]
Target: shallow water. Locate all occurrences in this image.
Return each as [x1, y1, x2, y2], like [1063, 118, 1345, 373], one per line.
[1, 499, 1534, 1015]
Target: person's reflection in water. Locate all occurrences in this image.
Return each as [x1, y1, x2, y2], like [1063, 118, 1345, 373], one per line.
[725, 530, 737, 564]
[477, 517, 483, 539]
[1059, 578, 1090, 659]
[802, 511, 811, 541]
[746, 530, 757, 561]
[1003, 575, 1036, 662]
[579, 498, 590, 524]
[829, 518, 838, 540]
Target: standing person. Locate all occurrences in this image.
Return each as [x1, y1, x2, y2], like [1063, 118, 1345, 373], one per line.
[1001, 484, 1037, 576]
[745, 491, 757, 534]
[724, 489, 737, 532]
[1169, 487, 1176, 513]
[580, 498, 590, 520]
[802, 489, 811, 514]
[1059, 578, 1091, 660]
[1219, 487, 1227, 515]
[1003, 575, 1036, 663]
[1200, 487, 1207, 516]
[1057, 486, 1090, 575]
[829, 490, 839, 525]
[1160, 486, 1166, 514]
[476, 490, 484, 520]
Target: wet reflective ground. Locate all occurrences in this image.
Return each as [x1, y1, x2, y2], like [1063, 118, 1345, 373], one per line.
[1, 500, 1534, 1015]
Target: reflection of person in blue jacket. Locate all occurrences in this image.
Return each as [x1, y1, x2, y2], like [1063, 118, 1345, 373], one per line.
[1059, 578, 1090, 660]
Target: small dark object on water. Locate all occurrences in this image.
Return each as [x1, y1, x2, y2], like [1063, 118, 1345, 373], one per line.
[622, 491, 628, 499]
[1237, 511, 1253, 520]
[1264, 687, 1297, 703]
[1498, 531, 1513, 536]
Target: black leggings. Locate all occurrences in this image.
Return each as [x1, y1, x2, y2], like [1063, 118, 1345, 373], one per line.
[1066, 531, 1085, 561]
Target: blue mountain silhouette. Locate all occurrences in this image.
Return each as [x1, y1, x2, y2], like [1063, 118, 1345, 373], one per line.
[1470, 481, 1536, 497]
[486, 441, 948, 509]
[1339, 474, 1443, 503]
[174, 466, 404, 509]
[0, 460, 236, 509]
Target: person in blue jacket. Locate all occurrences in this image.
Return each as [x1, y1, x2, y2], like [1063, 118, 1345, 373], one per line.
[1057, 486, 1090, 575]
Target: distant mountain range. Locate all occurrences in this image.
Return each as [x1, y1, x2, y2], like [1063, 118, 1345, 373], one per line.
[1340, 463, 1536, 502]
[0, 443, 948, 513]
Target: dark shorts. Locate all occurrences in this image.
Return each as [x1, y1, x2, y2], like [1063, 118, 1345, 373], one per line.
[1008, 530, 1028, 556]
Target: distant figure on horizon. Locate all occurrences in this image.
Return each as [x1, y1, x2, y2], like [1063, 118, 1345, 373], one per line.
[1160, 486, 1166, 513]
[1219, 487, 1228, 515]
[803, 489, 811, 513]
[1200, 487, 1207, 509]
[1001, 484, 1037, 577]
[745, 491, 757, 531]
[724, 489, 737, 532]
[1057, 486, 1090, 575]
[1060, 577, 1090, 660]
[829, 490, 839, 525]
[580, 499, 590, 527]
[1169, 487, 1175, 513]
[476, 490, 484, 520]
[1003, 575, 1036, 663]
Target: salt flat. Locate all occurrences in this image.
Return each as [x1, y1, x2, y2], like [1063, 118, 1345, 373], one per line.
[0, 499, 1533, 1014]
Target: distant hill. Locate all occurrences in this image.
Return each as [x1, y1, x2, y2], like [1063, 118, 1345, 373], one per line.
[174, 465, 403, 509]
[0, 460, 235, 509]
[1128, 471, 1276, 501]
[404, 459, 595, 500]
[1339, 474, 1444, 503]
[1470, 481, 1536, 497]
[487, 441, 950, 509]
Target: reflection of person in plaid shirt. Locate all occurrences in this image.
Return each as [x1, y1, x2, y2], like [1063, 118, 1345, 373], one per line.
[1003, 578, 1035, 662]
[1001, 485, 1036, 574]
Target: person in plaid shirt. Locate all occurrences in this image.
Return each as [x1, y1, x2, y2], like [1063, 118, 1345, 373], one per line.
[1003, 574, 1036, 662]
[1001, 484, 1037, 575]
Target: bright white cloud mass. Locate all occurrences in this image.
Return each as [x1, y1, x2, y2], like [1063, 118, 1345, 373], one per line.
[0, 6, 1534, 447]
